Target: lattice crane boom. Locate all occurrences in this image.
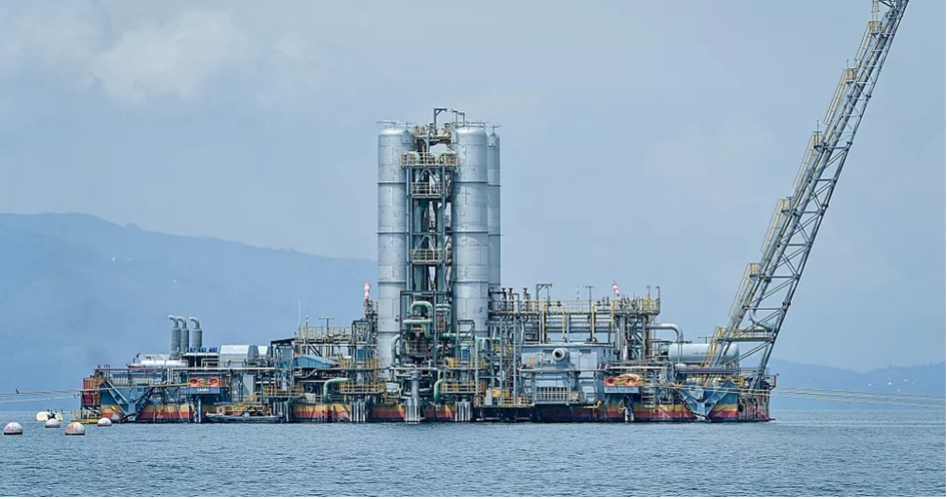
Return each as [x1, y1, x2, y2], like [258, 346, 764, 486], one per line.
[704, 0, 909, 387]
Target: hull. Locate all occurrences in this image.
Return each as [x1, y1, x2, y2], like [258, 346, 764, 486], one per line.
[291, 403, 350, 422]
[206, 414, 281, 424]
[134, 404, 191, 423]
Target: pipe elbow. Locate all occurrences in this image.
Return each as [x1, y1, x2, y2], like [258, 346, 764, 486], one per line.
[189, 317, 201, 329]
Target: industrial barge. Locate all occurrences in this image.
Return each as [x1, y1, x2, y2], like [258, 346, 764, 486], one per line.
[78, 1, 907, 424]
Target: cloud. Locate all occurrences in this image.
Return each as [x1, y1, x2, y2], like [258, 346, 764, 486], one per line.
[0, 1, 102, 73]
[0, 3, 325, 105]
[89, 11, 250, 102]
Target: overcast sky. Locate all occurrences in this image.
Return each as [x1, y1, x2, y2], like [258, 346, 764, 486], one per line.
[1, 0, 943, 371]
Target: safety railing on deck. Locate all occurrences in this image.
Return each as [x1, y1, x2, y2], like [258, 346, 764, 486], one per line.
[491, 389, 532, 407]
[533, 387, 580, 404]
[297, 325, 350, 341]
[339, 381, 386, 394]
[490, 298, 660, 315]
[410, 248, 444, 264]
[445, 358, 485, 369]
[410, 182, 448, 198]
[441, 381, 486, 394]
[338, 358, 379, 370]
[263, 386, 304, 398]
[401, 151, 457, 167]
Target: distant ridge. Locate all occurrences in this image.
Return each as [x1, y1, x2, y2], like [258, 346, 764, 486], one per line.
[768, 359, 946, 410]
[0, 212, 374, 406]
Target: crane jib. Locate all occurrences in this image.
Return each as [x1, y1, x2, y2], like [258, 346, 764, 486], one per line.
[703, 0, 909, 390]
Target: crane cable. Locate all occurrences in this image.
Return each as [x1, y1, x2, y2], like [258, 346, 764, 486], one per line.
[657, 383, 945, 408]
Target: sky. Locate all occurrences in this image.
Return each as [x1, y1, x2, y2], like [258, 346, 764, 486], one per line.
[0, 0, 943, 371]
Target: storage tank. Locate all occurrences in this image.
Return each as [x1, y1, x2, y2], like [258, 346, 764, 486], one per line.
[377, 126, 414, 374]
[451, 126, 490, 336]
[487, 130, 501, 291]
[668, 343, 741, 365]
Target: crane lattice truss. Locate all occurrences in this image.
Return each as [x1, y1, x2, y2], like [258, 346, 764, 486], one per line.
[704, 0, 909, 386]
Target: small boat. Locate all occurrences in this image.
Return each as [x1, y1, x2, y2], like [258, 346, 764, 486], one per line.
[35, 410, 64, 422]
[205, 412, 282, 424]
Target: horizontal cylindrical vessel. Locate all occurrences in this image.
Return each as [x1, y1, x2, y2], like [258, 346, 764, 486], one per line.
[669, 343, 741, 365]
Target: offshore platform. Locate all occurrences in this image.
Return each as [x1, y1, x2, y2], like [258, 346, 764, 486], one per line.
[78, 1, 908, 423]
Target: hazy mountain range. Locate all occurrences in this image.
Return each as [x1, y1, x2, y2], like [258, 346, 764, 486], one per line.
[0, 213, 941, 412]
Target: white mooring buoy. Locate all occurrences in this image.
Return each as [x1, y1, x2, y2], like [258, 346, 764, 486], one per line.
[3, 422, 23, 435]
[97, 418, 112, 427]
[45, 419, 61, 429]
[64, 422, 86, 436]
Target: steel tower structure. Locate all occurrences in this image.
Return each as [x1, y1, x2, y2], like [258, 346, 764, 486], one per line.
[704, 0, 909, 388]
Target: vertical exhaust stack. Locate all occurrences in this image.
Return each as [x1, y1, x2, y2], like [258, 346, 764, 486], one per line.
[451, 126, 490, 337]
[177, 316, 190, 355]
[377, 126, 414, 377]
[168, 316, 181, 359]
[189, 317, 202, 351]
[487, 129, 501, 292]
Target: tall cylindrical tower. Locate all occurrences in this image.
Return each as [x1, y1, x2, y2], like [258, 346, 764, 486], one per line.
[451, 126, 490, 336]
[179, 319, 190, 356]
[487, 130, 501, 291]
[169, 316, 181, 359]
[377, 126, 414, 374]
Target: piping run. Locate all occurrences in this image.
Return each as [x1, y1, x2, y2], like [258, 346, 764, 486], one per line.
[323, 378, 350, 400]
[433, 378, 445, 403]
[646, 323, 684, 361]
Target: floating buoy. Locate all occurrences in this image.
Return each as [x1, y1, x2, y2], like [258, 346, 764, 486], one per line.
[97, 418, 112, 427]
[64, 422, 86, 436]
[45, 419, 61, 429]
[3, 422, 23, 435]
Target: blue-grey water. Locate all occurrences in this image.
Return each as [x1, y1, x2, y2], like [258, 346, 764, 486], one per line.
[0, 411, 943, 496]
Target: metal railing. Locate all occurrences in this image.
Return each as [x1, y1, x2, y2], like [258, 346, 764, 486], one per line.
[339, 381, 386, 394]
[533, 387, 580, 403]
[410, 182, 448, 197]
[490, 298, 661, 315]
[441, 381, 485, 394]
[262, 386, 304, 398]
[297, 325, 350, 340]
[411, 248, 444, 264]
[401, 151, 458, 167]
[338, 358, 379, 370]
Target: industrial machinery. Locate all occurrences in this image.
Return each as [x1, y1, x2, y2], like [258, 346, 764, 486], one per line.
[79, 1, 908, 423]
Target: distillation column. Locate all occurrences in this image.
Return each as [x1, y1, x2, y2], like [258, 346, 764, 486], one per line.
[451, 126, 490, 337]
[377, 126, 414, 377]
[487, 130, 501, 291]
